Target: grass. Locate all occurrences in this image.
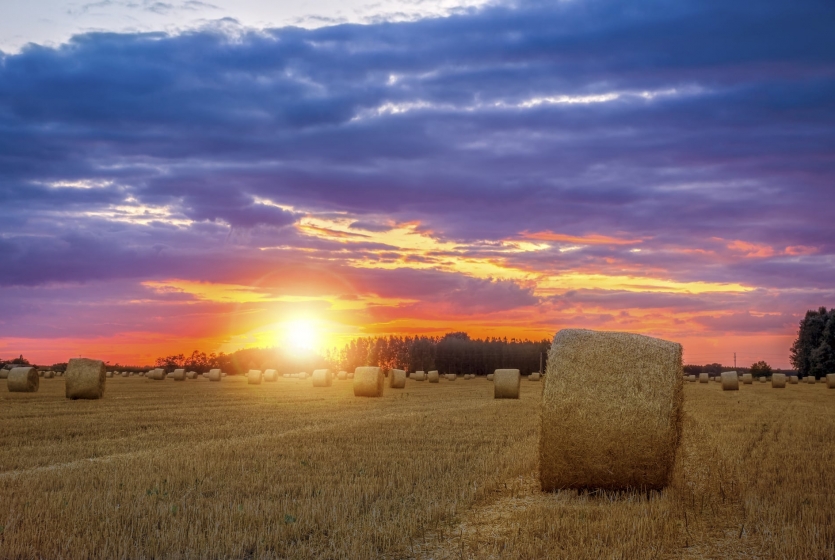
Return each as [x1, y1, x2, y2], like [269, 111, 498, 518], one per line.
[0, 376, 832, 559]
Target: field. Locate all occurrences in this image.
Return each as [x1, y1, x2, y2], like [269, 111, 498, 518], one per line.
[1, 376, 833, 559]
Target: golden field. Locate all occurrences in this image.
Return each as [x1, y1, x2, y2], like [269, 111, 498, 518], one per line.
[0, 376, 833, 559]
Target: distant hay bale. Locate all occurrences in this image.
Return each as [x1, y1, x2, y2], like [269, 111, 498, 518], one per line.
[412, 371, 426, 381]
[699, 373, 709, 383]
[721, 371, 739, 391]
[208, 369, 222, 382]
[494, 369, 520, 399]
[789, 375, 798, 384]
[347, 371, 354, 379]
[149, 369, 166, 380]
[312, 369, 333, 387]
[353, 367, 384, 397]
[446, 373, 457, 381]
[298, 372, 308, 379]
[121, 371, 129, 377]
[38, 370, 44, 377]
[186, 371, 198, 379]
[772, 373, 786, 388]
[741, 373, 753, 384]
[221, 372, 228, 377]
[172, 369, 186, 381]
[263, 369, 278, 382]
[428, 370, 439, 383]
[530, 372, 541, 381]
[808, 376, 817, 384]
[540, 329, 682, 492]
[687, 374, 696, 382]
[337, 371, 347, 380]
[486, 373, 494, 381]
[106, 371, 114, 378]
[8, 367, 39, 393]
[759, 377, 767, 383]
[389, 369, 406, 388]
[65, 358, 106, 400]
[247, 370, 263, 385]
[0, 368, 9, 380]
[825, 373, 835, 388]
[44, 370, 54, 379]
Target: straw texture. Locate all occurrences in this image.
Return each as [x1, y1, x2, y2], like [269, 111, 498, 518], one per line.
[389, 369, 406, 389]
[312, 369, 333, 387]
[65, 358, 106, 400]
[353, 367, 384, 397]
[721, 371, 739, 391]
[493, 369, 520, 399]
[539, 329, 683, 491]
[8, 367, 39, 393]
[428, 371, 439, 383]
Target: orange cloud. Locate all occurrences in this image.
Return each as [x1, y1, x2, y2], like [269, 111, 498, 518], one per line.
[520, 231, 643, 245]
[727, 240, 776, 258]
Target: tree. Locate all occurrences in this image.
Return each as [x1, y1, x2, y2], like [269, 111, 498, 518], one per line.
[790, 307, 835, 379]
[749, 360, 772, 379]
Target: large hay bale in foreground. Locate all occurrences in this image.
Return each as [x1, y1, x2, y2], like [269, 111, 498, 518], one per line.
[699, 373, 708, 383]
[353, 367, 384, 397]
[741, 373, 753, 384]
[827, 373, 835, 388]
[540, 329, 683, 491]
[172, 369, 186, 381]
[8, 367, 39, 393]
[247, 370, 262, 385]
[312, 369, 333, 387]
[427, 371, 439, 383]
[772, 373, 787, 388]
[494, 369, 520, 399]
[389, 369, 406, 389]
[208, 369, 222, 382]
[412, 371, 426, 381]
[65, 358, 106, 399]
[264, 369, 278, 382]
[721, 371, 739, 391]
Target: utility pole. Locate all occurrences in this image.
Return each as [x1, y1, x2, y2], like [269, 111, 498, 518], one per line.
[734, 352, 737, 369]
[540, 352, 543, 375]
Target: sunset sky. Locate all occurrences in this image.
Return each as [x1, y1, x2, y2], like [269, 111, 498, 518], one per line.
[2, 0, 833, 367]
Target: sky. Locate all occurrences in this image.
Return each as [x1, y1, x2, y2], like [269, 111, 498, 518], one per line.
[1, 0, 833, 367]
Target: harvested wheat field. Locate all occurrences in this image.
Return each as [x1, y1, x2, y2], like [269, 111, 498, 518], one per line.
[0, 376, 833, 559]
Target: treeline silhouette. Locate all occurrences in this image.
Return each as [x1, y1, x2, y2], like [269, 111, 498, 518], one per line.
[791, 306, 835, 379]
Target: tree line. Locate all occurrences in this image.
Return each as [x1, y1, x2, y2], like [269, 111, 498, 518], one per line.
[790, 306, 835, 379]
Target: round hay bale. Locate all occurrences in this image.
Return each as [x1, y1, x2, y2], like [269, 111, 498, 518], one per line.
[0, 368, 10, 380]
[721, 371, 739, 391]
[8, 367, 39, 393]
[529, 372, 541, 381]
[759, 376, 767, 383]
[337, 371, 347, 380]
[312, 369, 333, 387]
[427, 370, 439, 383]
[44, 370, 54, 379]
[826, 373, 835, 388]
[389, 369, 406, 389]
[65, 358, 106, 399]
[353, 367, 384, 397]
[698, 373, 708, 383]
[540, 329, 683, 491]
[494, 369, 520, 399]
[172, 369, 186, 381]
[412, 371, 426, 381]
[150, 368, 167, 380]
[808, 376, 817, 384]
[263, 369, 278, 382]
[771, 373, 786, 388]
[208, 369, 222, 382]
[687, 374, 695, 382]
[741, 373, 753, 384]
[38, 370, 44, 377]
[486, 373, 494, 381]
[347, 371, 354, 379]
[298, 372, 308, 379]
[106, 371, 114, 378]
[789, 375, 798, 384]
[186, 371, 198, 379]
[446, 373, 457, 381]
[247, 370, 263, 385]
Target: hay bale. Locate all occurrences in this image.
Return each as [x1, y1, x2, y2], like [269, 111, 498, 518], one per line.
[149, 368, 166, 380]
[337, 371, 347, 380]
[186, 371, 198, 379]
[389, 369, 406, 389]
[428, 370, 439, 383]
[44, 370, 54, 379]
[741, 373, 753, 384]
[347, 371, 354, 379]
[759, 376, 767, 383]
[7, 367, 39, 393]
[687, 374, 695, 382]
[494, 369, 520, 399]
[298, 372, 308, 379]
[312, 369, 333, 387]
[446, 373, 457, 381]
[771, 373, 786, 388]
[412, 371, 426, 381]
[826, 373, 835, 388]
[106, 371, 114, 378]
[530, 372, 541, 381]
[208, 369, 222, 382]
[264, 369, 278, 382]
[540, 329, 682, 491]
[486, 373, 494, 381]
[808, 376, 817, 384]
[65, 358, 106, 399]
[121, 371, 129, 377]
[721, 371, 739, 391]
[353, 367, 384, 397]
[789, 375, 798, 384]
[247, 370, 263, 385]
[0, 368, 10, 380]
[172, 369, 186, 381]
[698, 373, 708, 383]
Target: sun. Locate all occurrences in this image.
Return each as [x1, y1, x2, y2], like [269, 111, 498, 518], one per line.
[284, 319, 318, 352]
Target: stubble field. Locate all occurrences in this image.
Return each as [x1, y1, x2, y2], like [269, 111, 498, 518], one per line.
[0, 375, 832, 559]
